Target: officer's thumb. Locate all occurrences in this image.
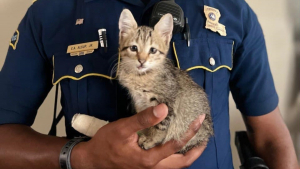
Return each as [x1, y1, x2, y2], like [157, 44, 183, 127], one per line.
[126, 104, 168, 134]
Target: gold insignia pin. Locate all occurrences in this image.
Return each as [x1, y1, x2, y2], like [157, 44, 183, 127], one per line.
[204, 5, 226, 36]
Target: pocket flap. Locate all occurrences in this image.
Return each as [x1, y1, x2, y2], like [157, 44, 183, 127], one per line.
[52, 52, 119, 85]
[173, 38, 234, 72]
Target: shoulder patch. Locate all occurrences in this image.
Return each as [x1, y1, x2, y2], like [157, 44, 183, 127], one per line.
[10, 30, 19, 50]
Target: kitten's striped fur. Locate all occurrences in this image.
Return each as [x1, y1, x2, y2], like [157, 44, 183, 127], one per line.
[117, 9, 213, 153]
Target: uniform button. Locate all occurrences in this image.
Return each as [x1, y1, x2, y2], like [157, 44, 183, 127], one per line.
[209, 57, 215, 66]
[75, 64, 83, 73]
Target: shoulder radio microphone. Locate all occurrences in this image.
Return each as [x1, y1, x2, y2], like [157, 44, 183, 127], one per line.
[149, 0, 190, 47]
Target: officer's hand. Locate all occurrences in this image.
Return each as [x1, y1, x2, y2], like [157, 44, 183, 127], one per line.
[71, 104, 205, 169]
[153, 143, 207, 169]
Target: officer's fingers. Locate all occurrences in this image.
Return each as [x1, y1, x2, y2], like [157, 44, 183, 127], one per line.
[123, 104, 168, 137]
[153, 145, 207, 169]
[183, 142, 207, 158]
[148, 114, 206, 162]
[179, 144, 207, 167]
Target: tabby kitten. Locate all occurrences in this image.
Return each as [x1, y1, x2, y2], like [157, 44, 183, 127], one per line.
[117, 9, 213, 153]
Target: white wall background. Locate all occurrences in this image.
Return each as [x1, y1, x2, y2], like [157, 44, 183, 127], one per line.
[0, 0, 299, 168]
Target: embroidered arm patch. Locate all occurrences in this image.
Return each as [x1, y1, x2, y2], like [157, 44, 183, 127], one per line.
[9, 30, 19, 50]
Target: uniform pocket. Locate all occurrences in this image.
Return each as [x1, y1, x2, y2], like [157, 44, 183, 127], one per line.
[173, 38, 234, 168]
[172, 37, 234, 117]
[51, 50, 122, 128]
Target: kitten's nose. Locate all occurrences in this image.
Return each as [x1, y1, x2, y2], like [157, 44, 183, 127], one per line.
[138, 59, 146, 64]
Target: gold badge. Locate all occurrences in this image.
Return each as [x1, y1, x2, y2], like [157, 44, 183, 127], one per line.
[204, 5, 226, 36]
[67, 41, 99, 56]
[10, 30, 19, 50]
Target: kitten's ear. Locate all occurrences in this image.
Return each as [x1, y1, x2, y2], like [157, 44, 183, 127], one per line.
[119, 9, 138, 38]
[154, 14, 173, 45]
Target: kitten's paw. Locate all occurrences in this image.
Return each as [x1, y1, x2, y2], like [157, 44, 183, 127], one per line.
[138, 136, 158, 150]
[140, 138, 157, 150]
[138, 134, 147, 147]
[138, 135, 153, 150]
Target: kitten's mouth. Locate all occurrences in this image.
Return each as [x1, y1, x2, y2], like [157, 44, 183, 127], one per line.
[137, 65, 150, 73]
[137, 65, 146, 70]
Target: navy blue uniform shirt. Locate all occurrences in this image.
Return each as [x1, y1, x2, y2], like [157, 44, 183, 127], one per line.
[0, 0, 279, 168]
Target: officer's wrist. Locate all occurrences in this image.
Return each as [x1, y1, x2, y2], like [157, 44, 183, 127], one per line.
[70, 142, 89, 169]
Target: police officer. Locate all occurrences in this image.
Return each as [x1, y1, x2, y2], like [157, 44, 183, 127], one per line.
[0, 0, 298, 169]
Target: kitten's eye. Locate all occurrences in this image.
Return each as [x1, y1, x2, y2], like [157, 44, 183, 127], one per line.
[130, 45, 138, 52]
[149, 47, 157, 54]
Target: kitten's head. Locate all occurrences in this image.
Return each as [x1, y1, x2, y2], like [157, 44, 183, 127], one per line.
[118, 9, 173, 74]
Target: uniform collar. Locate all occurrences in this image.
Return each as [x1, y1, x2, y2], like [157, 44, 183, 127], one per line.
[84, 0, 146, 7]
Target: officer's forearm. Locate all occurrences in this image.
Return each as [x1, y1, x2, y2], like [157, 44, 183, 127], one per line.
[0, 124, 68, 169]
[252, 135, 299, 169]
[244, 107, 299, 169]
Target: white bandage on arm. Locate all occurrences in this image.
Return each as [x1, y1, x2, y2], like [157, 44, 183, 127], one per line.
[72, 114, 109, 137]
